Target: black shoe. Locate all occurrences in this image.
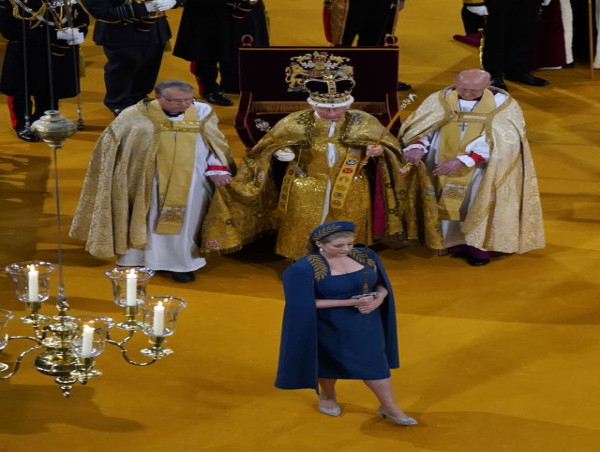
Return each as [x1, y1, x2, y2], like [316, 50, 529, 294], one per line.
[171, 271, 195, 283]
[490, 77, 508, 91]
[466, 256, 490, 267]
[397, 81, 412, 91]
[505, 73, 549, 87]
[16, 128, 40, 142]
[562, 62, 575, 69]
[203, 91, 234, 106]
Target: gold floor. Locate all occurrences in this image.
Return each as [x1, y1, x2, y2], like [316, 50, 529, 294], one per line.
[1, 1, 599, 451]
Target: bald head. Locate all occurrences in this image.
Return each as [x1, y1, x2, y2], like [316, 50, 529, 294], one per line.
[455, 69, 491, 86]
[454, 69, 492, 100]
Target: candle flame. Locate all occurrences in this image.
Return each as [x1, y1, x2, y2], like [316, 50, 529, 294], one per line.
[127, 268, 136, 276]
[27, 264, 36, 272]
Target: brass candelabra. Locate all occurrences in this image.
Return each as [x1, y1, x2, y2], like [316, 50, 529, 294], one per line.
[0, 111, 186, 397]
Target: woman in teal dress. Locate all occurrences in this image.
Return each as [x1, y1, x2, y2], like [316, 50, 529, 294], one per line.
[275, 221, 417, 426]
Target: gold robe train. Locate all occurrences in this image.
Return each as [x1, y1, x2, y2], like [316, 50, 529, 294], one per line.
[200, 109, 442, 260]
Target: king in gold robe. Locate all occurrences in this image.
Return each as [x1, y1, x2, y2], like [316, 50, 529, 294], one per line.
[200, 108, 442, 260]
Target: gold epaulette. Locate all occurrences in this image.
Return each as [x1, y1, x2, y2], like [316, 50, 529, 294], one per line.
[349, 248, 376, 270]
[307, 254, 328, 281]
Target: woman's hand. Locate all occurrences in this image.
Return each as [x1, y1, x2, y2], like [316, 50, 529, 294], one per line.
[354, 292, 385, 314]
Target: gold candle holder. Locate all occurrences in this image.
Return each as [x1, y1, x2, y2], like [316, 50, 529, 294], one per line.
[71, 357, 102, 384]
[140, 335, 172, 359]
[5, 261, 55, 324]
[117, 305, 142, 331]
[105, 267, 154, 330]
[139, 296, 186, 358]
[23, 302, 51, 325]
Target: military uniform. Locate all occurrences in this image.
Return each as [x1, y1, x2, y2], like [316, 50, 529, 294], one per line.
[80, 0, 172, 113]
[0, 0, 88, 137]
[324, 0, 401, 46]
[474, 0, 547, 85]
[173, 0, 269, 104]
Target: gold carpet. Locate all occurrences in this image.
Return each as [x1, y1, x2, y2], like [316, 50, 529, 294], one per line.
[1, 1, 600, 451]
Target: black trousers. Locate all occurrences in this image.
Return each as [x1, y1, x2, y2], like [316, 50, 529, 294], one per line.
[7, 94, 55, 130]
[461, 6, 485, 34]
[341, 0, 397, 46]
[482, 0, 543, 78]
[191, 2, 269, 95]
[102, 43, 164, 111]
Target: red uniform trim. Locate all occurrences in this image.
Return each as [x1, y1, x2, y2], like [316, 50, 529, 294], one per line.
[469, 152, 485, 163]
[6, 96, 17, 129]
[207, 165, 229, 172]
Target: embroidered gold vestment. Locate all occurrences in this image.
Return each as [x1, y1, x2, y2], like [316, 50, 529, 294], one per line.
[200, 109, 442, 260]
[400, 88, 545, 254]
[69, 99, 235, 257]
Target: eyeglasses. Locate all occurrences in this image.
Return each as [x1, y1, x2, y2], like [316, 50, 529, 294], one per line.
[161, 97, 195, 105]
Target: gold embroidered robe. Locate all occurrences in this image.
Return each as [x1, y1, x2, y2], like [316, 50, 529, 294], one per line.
[400, 88, 545, 254]
[201, 109, 435, 260]
[69, 99, 235, 257]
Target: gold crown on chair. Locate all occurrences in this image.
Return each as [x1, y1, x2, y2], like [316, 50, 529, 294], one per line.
[286, 51, 355, 106]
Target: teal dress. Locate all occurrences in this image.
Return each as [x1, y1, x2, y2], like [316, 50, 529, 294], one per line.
[275, 247, 399, 391]
[315, 267, 390, 379]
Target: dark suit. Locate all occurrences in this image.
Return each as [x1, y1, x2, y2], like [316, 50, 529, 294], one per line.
[80, 0, 171, 111]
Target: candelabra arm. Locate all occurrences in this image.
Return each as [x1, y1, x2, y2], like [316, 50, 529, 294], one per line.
[106, 329, 135, 347]
[105, 331, 158, 365]
[8, 335, 43, 345]
[0, 344, 44, 379]
[115, 343, 159, 367]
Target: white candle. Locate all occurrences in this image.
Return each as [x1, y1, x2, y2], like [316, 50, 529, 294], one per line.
[27, 264, 39, 302]
[126, 269, 137, 306]
[80, 325, 95, 358]
[153, 301, 165, 336]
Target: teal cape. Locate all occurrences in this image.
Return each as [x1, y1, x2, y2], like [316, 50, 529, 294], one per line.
[274, 247, 399, 392]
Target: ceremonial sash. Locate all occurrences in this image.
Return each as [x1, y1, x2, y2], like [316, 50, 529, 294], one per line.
[147, 101, 203, 234]
[330, 147, 362, 209]
[278, 162, 296, 213]
[436, 89, 495, 220]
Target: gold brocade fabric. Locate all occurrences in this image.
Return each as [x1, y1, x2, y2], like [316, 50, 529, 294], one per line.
[200, 109, 431, 260]
[148, 101, 199, 235]
[436, 89, 495, 220]
[275, 114, 372, 259]
[69, 99, 235, 257]
[399, 88, 545, 254]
